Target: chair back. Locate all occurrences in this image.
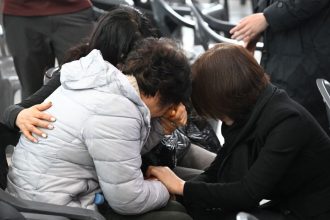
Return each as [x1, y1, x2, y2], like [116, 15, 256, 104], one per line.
[188, 0, 238, 50]
[150, 0, 195, 37]
[189, 0, 263, 51]
[316, 78, 330, 130]
[236, 212, 259, 220]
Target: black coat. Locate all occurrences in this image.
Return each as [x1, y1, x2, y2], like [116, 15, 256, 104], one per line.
[183, 85, 330, 219]
[256, 0, 330, 133]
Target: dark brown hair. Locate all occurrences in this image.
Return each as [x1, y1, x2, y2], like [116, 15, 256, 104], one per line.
[122, 37, 191, 106]
[62, 5, 157, 66]
[191, 43, 269, 121]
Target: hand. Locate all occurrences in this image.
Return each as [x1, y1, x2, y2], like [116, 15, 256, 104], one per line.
[160, 117, 177, 135]
[160, 103, 187, 134]
[165, 103, 188, 127]
[16, 102, 56, 143]
[146, 166, 185, 195]
[243, 34, 261, 54]
[230, 13, 268, 44]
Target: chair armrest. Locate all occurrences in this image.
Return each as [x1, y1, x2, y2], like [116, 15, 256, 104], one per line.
[0, 189, 105, 220]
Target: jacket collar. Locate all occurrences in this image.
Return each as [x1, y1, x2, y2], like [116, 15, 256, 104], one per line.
[222, 84, 277, 153]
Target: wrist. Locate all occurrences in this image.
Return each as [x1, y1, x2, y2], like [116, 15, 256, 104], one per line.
[176, 180, 185, 196]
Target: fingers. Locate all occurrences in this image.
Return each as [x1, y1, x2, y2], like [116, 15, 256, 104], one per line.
[146, 166, 156, 179]
[231, 13, 268, 42]
[36, 102, 56, 122]
[36, 101, 52, 111]
[21, 128, 38, 143]
[27, 123, 47, 138]
[231, 23, 252, 41]
[35, 111, 56, 123]
[160, 117, 177, 135]
[164, 103, 187, 127]
[16, 103, 56, 142]
[33, 117, 55, 130]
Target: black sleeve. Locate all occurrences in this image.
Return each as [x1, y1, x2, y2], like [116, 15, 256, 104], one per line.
[1, 71, 61, 130]
[183, 115, 310, 210]
[189, 153, 222, 183]
[263, 0, 330, 32]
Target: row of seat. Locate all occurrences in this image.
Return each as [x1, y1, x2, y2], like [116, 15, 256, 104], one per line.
[149, 0, 263, 51]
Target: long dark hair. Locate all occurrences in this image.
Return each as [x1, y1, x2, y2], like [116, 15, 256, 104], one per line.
[62, 5, 157, 66]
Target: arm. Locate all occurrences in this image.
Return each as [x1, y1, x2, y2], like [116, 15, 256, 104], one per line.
[183, 115, 309, 210]
[150, 115, 309, 210]
[83, 111, 170, 215]
[230, 0, 329, 45]
[2, 70, 61, 130]
[263, 0, 330, 32]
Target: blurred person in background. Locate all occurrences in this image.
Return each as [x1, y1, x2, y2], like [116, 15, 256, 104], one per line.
[2, 0, 94, 99]
[230, 0, 330, 134]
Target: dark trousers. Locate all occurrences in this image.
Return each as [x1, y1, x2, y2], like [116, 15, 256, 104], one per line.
[0, 123, 19, 189]
[99, 200, 192, 220]
[3, 8, 94, 99]
[186, 208, 288, 220]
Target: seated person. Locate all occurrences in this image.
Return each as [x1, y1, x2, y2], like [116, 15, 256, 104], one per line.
[0, 6, 215, 187]
[0, 5, 158, 190]
[7, 37, 192, 220]
[148, 43, 330, 220]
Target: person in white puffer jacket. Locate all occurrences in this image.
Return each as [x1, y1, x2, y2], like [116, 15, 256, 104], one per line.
[7, 38, 192, 219]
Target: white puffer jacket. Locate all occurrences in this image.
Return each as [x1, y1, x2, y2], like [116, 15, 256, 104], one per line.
[7, 50, 169, 214]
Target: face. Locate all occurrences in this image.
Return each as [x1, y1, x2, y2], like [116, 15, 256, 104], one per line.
[141, 93, 174, 118]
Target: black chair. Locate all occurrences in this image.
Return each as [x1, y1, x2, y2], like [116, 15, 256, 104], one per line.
[189, 0, 263, 51]
[150, 0, 195, 37]
[316, 78, 330, 130]
[236, 212, 259, 220]
[193, 0, 232, 38]
[189, 0, 237, 50]
[0, 188, 105, 220]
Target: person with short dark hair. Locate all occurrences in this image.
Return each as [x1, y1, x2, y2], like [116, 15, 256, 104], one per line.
[7, 37, 192, 219]
[147, 43, 330, 220]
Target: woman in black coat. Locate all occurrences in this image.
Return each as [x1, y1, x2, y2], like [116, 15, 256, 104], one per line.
[147, 43, 330, 220]
[230, 0, 330, 134]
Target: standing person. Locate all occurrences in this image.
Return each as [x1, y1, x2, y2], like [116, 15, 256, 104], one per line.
[2, 0, 94, 99]
[147, 44, 330, 220]
[230, 0, 330, 134]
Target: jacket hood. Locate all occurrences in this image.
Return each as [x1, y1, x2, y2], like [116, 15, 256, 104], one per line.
[61, 49, 112, 90]
[60, 49, 150, 123]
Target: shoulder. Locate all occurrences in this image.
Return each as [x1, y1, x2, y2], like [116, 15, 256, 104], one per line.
[258, 89, 311, 134]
